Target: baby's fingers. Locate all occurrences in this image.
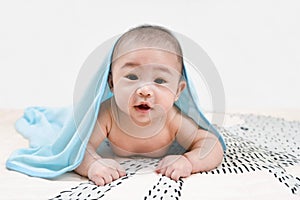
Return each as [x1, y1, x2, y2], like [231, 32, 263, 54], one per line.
[170, 170, 181, 181]
[102, 173, 114, 184]
[117, 167, 126, 177]
[157, 167, 181, 181]
[165, 166, 175, 177]
[156, 165, 168, 175]
[155, 159, 166, 173]
[156, 157, 175, 176]
[103, 166, 126, 184]
[116, 163, 126, 174]
[91, 176, 105, 186]
[110, 167, 126, 180]
[110, 170, 120, 181]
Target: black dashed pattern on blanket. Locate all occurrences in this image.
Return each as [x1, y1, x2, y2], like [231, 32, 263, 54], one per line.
[50, 114, 300, 199]
[145, 176, 183, 200]
[215, 114, 300, 194]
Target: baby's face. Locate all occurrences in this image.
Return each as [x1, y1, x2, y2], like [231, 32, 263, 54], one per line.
[110, 48, 186, 126]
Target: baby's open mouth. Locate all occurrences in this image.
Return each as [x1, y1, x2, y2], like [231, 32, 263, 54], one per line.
[134, 103, 151, 111]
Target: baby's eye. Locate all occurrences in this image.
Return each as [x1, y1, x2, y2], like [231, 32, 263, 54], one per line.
[154, 78, 166, 84]
[125, 74, 138, 80]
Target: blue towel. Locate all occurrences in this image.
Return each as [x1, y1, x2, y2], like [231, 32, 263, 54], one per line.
[6, 37, 226, 178]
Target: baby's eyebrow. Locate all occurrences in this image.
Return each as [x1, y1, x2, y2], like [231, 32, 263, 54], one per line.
[156, 66, 173, 75]
[121, 62, 176, 75]
[121, 62, 140, 69]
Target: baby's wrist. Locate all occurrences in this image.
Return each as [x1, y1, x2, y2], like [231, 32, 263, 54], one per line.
[87, 158, 102, 178]
[182, 154, 193, 165]
[182, 153, 195, 171]
[87, 158, 101, 171]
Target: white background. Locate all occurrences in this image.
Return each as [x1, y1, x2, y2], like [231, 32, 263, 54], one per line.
[0, 0, 299, 112]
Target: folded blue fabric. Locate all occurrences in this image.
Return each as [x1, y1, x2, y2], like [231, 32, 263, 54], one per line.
[6, 37, 226, 178]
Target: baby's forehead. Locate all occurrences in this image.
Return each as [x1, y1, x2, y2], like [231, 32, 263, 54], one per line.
[113, 43, 180, 58]
[111, 47, 183, 73]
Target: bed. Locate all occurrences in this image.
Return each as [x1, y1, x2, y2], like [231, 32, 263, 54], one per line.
[1, 109, 300, 200]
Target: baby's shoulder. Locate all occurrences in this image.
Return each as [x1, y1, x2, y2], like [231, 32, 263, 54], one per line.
[97, 98, 112, 122]
[170, 106, 191, 122]
[168, 106, 186, 129]
[170, 106, 199, 131]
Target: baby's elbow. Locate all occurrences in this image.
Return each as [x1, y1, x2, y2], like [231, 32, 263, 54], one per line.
[201, 140, 224, 172]
[213, 140, 224, 167]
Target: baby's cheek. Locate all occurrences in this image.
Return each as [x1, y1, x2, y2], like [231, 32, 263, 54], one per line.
[114, 83, 136, 110]
[160, 86, 177, 99]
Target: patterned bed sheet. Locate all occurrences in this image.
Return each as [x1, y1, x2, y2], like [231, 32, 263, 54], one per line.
[48, 114, 300, 200]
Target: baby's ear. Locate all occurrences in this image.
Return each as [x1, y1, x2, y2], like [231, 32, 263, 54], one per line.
[175, 80, 186, 101]
[108, 73, 114, 92]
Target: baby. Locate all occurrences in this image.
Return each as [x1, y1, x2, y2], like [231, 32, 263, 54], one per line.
[75, 25, 224, 186]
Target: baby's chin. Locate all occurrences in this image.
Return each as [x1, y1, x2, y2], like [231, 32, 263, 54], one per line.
[129, 109, 167, 126]
[130, 118, 152, 127]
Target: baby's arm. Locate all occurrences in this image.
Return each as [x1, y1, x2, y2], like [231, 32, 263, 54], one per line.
[156, 114, 223, 180]
[177, 115, 224, 173]
[74, 102, 126, 185]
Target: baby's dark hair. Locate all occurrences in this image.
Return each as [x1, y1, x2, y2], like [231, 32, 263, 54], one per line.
[112, 25, 183, 63]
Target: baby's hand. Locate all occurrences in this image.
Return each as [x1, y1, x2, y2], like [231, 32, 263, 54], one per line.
[88, 158, 126, 186]
[155, 155, 192, 181]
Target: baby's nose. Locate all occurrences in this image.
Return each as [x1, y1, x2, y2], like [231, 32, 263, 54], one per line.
[136, 85, 153, 97]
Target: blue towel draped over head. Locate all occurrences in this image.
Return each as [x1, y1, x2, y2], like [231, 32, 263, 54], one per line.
[6, 33, 226, 178]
